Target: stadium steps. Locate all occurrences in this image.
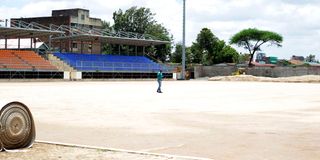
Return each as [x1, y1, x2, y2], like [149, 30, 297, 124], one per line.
[11, 52, 35, 69]
[0, 50, 33, 70]
[0, 50, 58, 71]
[48, 54, 76, 72]
[13, 51, 58, 71]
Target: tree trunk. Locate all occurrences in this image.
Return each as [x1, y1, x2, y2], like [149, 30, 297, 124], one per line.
[248, 54, 254, 67]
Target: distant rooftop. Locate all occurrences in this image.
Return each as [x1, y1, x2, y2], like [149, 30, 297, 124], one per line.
[52, 8, 91, 17]
[52, 8, 89, 12]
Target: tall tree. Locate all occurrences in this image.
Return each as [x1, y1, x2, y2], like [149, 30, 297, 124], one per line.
[190, 28, 239, 65]
[171, 43, 192, 64]
[101, 20, 112, 31]
[190, 42, 203, 64]
[101, 20, 114, 54]
[146, 24, 172, 61]
[113, 6, 172, 61]
[196, 28, 219, 64]
[113, 7, 155, 34]
[230, 28, 283, 66]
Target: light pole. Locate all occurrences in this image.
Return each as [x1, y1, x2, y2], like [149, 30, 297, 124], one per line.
[182, 0, 186, 80]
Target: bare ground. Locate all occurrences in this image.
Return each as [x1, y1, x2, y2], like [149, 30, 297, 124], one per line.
[2, 142, 206, 160]
[0, 79, 320, 160]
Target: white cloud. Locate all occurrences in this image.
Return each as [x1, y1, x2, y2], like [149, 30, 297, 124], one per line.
[1, 0, 320, 59]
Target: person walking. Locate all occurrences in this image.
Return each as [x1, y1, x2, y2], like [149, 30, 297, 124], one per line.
[157, 70, 164, 93]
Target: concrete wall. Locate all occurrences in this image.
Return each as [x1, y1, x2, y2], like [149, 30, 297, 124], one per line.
[194, 66, 320, 78]
[194, 66, 237, 78]
[12, 16, 70, 27]
[52, 9, 102, 28]
[70, 10, 102, 27]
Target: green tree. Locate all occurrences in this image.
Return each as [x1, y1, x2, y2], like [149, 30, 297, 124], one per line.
[230, 28, 283, 66]
[102, 20, 112, 31]
[113, 7, 155, 33]
[101, 20, 114, 54]
[171, 44, 182, 63]
[113, 6, 172, 61]
[146, 24, 172, 61]
[171, 43, 192, 64]
[238, 53, 251, 64]
[190, 28, 239, 65]
[190, 42, 203, 64]
[216, 41, 239, 63]
[305, 54, 316, 62]
[196, 28, 219, 64]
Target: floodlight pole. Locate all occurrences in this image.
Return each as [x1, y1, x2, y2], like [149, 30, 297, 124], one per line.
[182, 0, 186, 80]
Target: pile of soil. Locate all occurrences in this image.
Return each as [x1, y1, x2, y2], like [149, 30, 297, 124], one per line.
[208, 75, 320, 83]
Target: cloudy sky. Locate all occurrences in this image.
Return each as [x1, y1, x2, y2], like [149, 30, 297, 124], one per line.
[1, 0, 320, 59]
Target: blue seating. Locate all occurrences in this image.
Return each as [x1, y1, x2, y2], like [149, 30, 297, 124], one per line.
[53, 53, 167, 72]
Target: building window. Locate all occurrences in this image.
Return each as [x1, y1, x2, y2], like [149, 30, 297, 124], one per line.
[72, 43, 78, 49]
[81, 14, 85, 20]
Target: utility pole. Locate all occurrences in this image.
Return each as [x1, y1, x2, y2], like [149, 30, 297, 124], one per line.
[182, 0, 186, 80]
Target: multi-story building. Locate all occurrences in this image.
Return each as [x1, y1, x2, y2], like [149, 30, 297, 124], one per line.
[12, 8, 103, 53]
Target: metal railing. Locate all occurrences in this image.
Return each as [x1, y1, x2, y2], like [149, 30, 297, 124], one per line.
[61, 60, 175, 73]
[10, 20, 164, 41]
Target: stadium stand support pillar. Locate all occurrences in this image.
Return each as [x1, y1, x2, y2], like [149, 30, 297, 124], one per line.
[4, 37, 7, 49]
[59, 40, 62, 53]
[118, 44, 121, 55]
[68, 39, 71, 52]
[33, 38, 36, 51]
[91, 41, 93, 54]
[30, 37, 33, 49]
[81, 41, 84, 53]
[143, 46, 145, 56]
[70, 40, 73, 53]
[18, 38, 21, 50]
[135, 46, 138, 56]
[99, 43, 101, 54]
[48, 35, 52, 51]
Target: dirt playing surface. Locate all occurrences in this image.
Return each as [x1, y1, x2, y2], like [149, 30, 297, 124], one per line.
[0, 80, 320, 160]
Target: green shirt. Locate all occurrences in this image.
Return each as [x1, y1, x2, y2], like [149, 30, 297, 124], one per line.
[157, 72, 163, 81]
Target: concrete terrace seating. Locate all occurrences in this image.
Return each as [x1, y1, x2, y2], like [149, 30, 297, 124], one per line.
[0, 50, 57, 71]
[14, 51, 58, 71]
[53, 52, 165, 72]
[0, 50, 33, 70]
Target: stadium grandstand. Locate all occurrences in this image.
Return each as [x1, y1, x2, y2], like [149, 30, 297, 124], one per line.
[0, 8, 174, 80]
